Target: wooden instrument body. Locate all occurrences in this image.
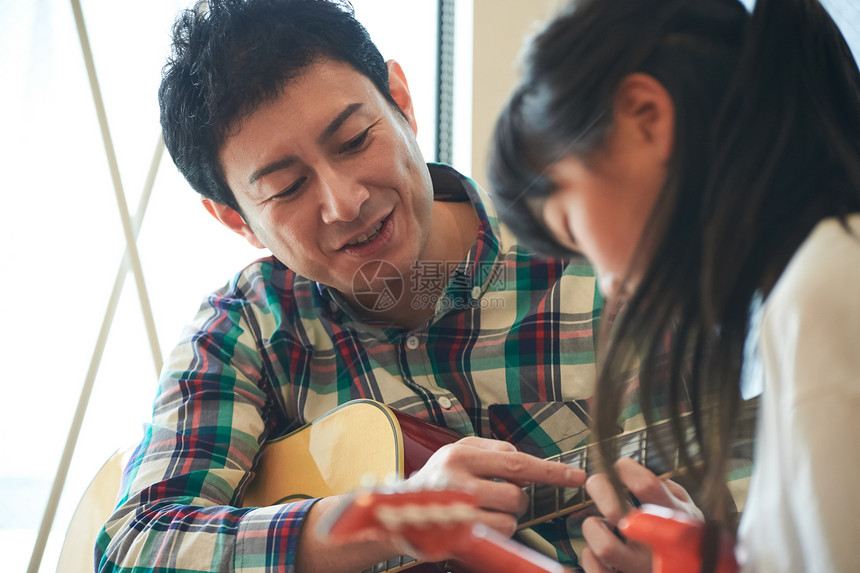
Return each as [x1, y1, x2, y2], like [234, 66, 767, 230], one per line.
[242, 400, 465, 572]
[242, 399, 462, 508]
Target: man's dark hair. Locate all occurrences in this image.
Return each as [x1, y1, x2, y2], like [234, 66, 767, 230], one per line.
[158, 0, 394, 211]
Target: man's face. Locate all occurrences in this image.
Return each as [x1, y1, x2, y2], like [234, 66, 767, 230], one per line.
[217, 58, 434, 297]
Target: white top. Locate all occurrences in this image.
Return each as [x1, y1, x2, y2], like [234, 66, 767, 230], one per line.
[738, 215, 860, 572]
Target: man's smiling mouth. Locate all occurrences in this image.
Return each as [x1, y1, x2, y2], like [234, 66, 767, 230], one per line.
[338, 212, 395, 255]
[345, 217, 385, 247]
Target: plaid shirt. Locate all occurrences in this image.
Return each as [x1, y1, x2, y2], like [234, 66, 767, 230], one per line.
[97, 164, 605, 572]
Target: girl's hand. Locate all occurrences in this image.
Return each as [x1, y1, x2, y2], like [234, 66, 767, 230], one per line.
[581, 458, 702, 573]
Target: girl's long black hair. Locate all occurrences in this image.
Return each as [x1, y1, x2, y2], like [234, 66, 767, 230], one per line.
[490, 0, 860, 522]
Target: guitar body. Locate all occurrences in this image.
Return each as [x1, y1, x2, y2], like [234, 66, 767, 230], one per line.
[242, 399, 462, 507]
[242, 400, 472, 572]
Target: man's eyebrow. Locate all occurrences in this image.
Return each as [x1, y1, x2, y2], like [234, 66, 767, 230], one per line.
[247, 103, 364, 186]
[248, 156, 298, 185]
[317, 102, 363, 145]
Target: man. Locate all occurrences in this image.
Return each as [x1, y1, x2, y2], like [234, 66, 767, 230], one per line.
[97, 1, 604, 571]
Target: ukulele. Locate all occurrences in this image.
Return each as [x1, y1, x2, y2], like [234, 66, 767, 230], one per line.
[619, 505, 738, 573]
[321, 484, 574, 573]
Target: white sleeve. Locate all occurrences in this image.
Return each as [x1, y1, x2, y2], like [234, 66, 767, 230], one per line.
[749, 220, 860, 572]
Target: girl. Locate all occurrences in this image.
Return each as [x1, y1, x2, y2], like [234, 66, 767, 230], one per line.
[489, 0, 860, 571]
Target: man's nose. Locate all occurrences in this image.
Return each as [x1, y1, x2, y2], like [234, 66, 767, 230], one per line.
[318, 171, 369, 224]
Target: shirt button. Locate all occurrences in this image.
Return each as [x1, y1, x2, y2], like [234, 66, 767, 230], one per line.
[438, 396, 453, 409]
[471, 286, 482, 299]
[405, 335, 420, 350]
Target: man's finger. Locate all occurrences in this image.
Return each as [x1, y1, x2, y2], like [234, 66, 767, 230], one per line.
[486, 449, 586, 487]
[469, 478, 529, 515]
[437, 443, 586, 488]
[455, 435, 518, 452]
[471, 507, 519, 538]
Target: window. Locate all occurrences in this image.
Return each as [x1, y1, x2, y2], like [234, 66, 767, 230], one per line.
[0, 1, 443, 571]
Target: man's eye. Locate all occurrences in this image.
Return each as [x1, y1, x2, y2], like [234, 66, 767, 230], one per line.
[341, 128, 371, 153]
[272, 177, 307, 200]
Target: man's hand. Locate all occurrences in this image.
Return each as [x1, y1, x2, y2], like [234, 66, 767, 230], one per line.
[405, 436, 587, 538]
[298, 435, 585, 572]
[581, 458, 701, 573]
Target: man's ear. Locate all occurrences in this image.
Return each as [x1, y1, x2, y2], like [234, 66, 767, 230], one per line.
[386, 59, 418, 136]
[614, 73, 675, 161]
[202, 198, 266, 249]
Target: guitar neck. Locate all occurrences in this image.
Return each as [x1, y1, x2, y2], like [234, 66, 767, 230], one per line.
[519, 404, 757, 528]
[518, 415, 689, 528]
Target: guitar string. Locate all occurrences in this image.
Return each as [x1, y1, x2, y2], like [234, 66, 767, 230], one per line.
[521, 402, 757, 527]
